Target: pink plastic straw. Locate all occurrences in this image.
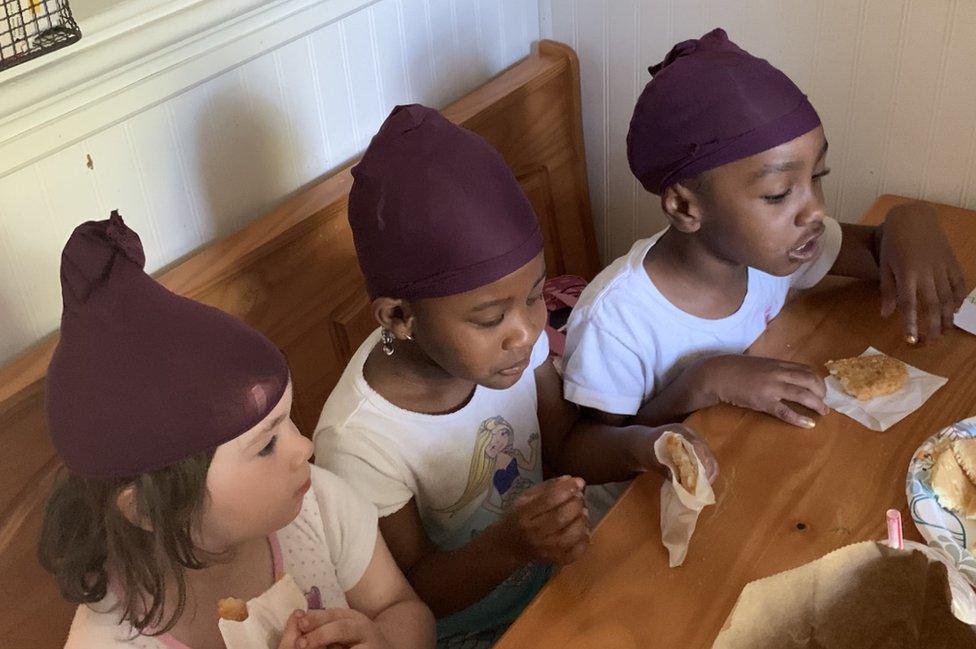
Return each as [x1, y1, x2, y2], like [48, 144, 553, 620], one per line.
[886, 509, 904, 550]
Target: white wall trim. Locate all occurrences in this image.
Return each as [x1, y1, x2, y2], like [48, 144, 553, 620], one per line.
[0, 0, 379, 178]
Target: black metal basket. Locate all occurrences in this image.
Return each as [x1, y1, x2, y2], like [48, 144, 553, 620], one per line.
[1, 0, 81, 73]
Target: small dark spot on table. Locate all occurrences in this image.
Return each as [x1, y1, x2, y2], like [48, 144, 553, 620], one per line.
[796, 522, 807, 531]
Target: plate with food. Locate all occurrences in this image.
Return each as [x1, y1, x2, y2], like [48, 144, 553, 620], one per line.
[907, 416, 976, 587]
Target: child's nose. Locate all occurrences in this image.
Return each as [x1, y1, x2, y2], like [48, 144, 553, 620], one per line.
[796, 191, 826, 227]
[295, 434, 313, 465]
[503, 309, 540, 352]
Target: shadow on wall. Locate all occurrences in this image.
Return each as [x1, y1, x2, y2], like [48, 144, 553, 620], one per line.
[194, 84, 298, 241]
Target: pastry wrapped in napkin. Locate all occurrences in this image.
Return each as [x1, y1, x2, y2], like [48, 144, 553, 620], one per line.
[217, 574, 308, 649]
[712, 541, 976, 649]
[653, 431, 716, 567]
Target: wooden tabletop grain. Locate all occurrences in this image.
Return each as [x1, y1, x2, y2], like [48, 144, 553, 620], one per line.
[495, 194, 976, 649]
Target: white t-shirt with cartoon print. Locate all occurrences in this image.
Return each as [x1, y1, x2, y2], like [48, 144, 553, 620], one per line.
[62, 466, 377, 649]
[562, 217, 843, 519]
[314, 328, 551, 648]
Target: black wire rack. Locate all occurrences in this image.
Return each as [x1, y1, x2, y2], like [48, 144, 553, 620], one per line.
[1, 0, 81, 73]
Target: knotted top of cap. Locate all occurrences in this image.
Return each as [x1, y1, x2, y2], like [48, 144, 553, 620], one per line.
[348, 104, 543, 300]
[47, 211, 289, 479]
[627, 28, 821, 195]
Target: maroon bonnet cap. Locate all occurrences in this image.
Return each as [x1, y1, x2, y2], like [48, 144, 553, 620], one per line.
[627, 28, 822, 195]
[46, 211, 289, 479]
[348, 104, 544, 300]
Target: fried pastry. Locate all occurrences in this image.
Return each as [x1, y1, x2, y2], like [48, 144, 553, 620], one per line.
[952, 438, 976, 485]
[666, 434, 698, 493]
[825, 354, 908, 400]
[931, 444, 976, 519]
[217, 597, 248, 622]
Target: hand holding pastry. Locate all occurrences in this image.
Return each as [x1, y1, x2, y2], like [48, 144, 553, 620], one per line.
[631, 423, 717, 486]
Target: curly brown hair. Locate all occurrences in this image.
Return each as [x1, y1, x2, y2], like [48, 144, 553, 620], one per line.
[38, 448, 216, 635]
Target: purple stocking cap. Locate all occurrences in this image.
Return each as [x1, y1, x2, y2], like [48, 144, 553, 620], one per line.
[348, 104, 543, 300]
[627, 28, 822, 195]
[46, 211, 289, 479]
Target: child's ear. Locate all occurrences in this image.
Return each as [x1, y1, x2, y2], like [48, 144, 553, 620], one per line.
[661, 181, 705, 233]
[115, 484, 152, 532]
[372, 298, 416, 340]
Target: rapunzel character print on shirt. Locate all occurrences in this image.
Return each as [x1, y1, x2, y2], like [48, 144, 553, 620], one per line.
[437, 416, 539, 516]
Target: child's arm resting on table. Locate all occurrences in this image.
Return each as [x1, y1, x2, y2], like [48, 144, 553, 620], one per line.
[378, 482, 587, 618]
[583, 353, 827, 431]
[830, 200, 967, 342]
[536, 357, 718, 485]
[290, 532, 436, 649]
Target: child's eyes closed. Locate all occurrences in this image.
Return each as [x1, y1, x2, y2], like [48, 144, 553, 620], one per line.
[472, 293, 543, 328]
[762, 169, 831, 203]
[258, 435, 277, 457]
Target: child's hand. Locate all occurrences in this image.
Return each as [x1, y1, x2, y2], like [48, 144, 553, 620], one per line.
[695, 354, 829, 428]
[878, 202, 967, 342]
[500, 475, 589, 566]
[631, 424, 718, 485]
[277, 610, 305, 649]
[295, 608, 393, 649]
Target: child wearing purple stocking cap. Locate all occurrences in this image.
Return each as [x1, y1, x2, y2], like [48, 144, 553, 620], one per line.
[314, 104, 718, 648]
[563, 28, 966, 518]
[40, 212, 435, 649]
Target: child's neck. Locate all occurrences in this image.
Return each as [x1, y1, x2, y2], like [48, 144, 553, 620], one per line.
[643, 227, 749, 319]
[161, 536, 274, 649]
[364, 341, 476, 415]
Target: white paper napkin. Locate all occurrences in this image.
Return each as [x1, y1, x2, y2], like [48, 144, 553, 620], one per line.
[824, 347, 947, 432]
[653, 431, 716, 567]
[218, 573, 308, 649]
[953, 286, 976, 335]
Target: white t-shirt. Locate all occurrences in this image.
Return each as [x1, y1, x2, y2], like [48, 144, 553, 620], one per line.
[563, 217, 843, 415]
[562, 218, 842, 519]
[314, 329, 551, 647]
[63, 466, 377, 649]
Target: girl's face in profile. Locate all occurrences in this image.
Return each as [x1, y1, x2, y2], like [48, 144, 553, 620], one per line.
[198, 381, 313, 551]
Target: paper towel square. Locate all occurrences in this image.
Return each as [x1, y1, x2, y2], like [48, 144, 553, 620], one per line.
[824, 347, 947, 432]
[953, 287, 976, 335]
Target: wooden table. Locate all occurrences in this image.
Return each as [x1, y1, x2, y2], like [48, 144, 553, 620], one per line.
[495, 195, 976, 649]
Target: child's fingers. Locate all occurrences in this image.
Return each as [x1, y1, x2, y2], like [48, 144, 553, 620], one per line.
[896, 273, 919, 343]
[691, 439, 719, 483]
[777, 383, 828, 418]
[880, 264, 898, 319]
[519, 476, 584, 519]
[299, 610, 371, 649]
[551, 515, 589, 565]
[297, 608, 357, 634]
[949, 265, 968, 311]
[937, 270, 956, 334]
[276, 610, 304, 649]
[301, 620, 365, 649]
[764, 400, 816, 429]
[531, 490, 586, 538]
[779, 366, 827, 402]
[918, 275, 942, 342]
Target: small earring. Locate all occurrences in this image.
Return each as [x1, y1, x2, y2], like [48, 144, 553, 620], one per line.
[381, 328, 396, 356]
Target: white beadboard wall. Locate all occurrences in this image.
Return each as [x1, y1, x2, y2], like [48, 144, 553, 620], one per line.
[0, 0, 539, 365]
[540, 0, 976, 264]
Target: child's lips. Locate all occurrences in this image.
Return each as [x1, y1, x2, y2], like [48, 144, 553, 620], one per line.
[788, 231, 822, 262]
[295, 477, 312, 497]
[498, 357, 530, 376]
